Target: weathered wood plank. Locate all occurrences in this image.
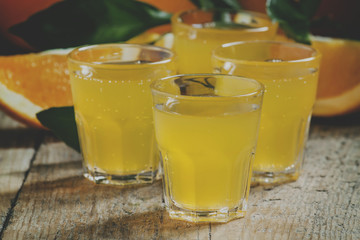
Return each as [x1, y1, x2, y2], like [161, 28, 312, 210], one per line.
[2, 136, 210, 239]
[0, 111, 42, 230]
[2, 123, 360, 239]
[210, 125, 360, 240]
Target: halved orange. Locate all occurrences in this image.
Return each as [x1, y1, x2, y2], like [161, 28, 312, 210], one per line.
[311, 36, 360, 116]
[0, 49, 71, 128]
[0, 33, 162, 128]
[275, 34, 360, 117]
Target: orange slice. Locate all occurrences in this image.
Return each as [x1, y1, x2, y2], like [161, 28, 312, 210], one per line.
[311, 36, 360, 116]
[0, 49, 72, 128]
[0, 33, 163, 128]
[275, 34, 360, 117]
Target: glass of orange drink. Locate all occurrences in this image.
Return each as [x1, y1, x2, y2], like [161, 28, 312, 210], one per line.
[151, 74, 264, 222]
[171, 9, 278, 74]
[212, 41, 321, 185]
[67, 44, 175, 185]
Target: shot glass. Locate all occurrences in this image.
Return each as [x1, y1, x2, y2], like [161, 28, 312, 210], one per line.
[212, 41, 321, 185]
[67, 44, 175, 185]
[151, 74, 264, 222]
[171, 9, 277, 74]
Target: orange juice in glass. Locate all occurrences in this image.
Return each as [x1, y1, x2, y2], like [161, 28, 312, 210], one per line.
[151, 74, 264, 222]
[68, 44, 175, 185]
[172, 9, 277, 73]
[212, 41, 321, 184]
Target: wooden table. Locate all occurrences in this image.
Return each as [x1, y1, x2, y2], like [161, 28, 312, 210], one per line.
[0, 110, 359, 239]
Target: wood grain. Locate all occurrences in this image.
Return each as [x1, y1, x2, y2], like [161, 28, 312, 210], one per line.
[0, 111, 42, 230]
[210, 125, 360, 240]
[1, 111, 359, 239]
[2, 136, 210, 239]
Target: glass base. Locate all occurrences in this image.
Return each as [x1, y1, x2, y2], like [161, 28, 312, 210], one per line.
[166, 205, 246, 223]
[83, 167, 159, 186]
[251, 169, 299, 186]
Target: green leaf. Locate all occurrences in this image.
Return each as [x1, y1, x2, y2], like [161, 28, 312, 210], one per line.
[36, 107, 80, 152]
[9, 0, 172, 51]
[190, 0, 242, 10]
[266, 0, 322, 44]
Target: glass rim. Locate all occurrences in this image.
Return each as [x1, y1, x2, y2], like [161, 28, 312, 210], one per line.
[212, 40, 321, 65]
[150, 73, 264, 100]
[67, 43, 174, 68]
[172, 9, 275, 33]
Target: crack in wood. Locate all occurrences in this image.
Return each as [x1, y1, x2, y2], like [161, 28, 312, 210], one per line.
[0, 133, 45, 240]
[315, 190, 328, 193]
[268, 198, 282, 201]
[208, 223, 212, 240]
